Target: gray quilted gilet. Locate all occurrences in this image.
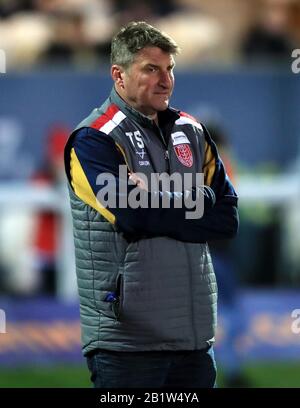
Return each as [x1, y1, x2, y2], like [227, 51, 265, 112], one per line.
[67, 89, 218, 355]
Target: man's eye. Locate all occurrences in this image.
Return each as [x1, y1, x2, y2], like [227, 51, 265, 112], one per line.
[148, 66, 157, 72]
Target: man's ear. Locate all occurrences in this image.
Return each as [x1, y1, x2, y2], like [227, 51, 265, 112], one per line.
[111, 65, 125, 89]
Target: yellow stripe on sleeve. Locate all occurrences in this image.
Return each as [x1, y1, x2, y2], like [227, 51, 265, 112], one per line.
[70, 147, 116, 224]
[203, 141, 216, 186]
[115, 142, 131, 170]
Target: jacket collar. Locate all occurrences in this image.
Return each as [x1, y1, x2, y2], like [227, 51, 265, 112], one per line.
[109, 87, 180, 129]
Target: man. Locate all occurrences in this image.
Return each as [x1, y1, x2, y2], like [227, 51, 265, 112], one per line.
[64, 21, 238, 388]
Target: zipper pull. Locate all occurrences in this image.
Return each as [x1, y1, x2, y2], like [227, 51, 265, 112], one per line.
[105, 292, 118, 302]
[164, 150, 169, 160]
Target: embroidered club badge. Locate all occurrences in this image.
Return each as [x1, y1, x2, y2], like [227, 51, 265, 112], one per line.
[174, 144, 193, 167]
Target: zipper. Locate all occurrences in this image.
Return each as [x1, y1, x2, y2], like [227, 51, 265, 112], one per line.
[157, 127, 167, 147]
[164, 150, 170, 173]
[154, 124, 170, 172]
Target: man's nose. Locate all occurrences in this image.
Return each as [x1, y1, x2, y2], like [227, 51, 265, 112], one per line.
[159, 71, 172, 88]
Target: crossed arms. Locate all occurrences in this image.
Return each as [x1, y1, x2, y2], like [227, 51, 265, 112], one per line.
[65, 126, 238, 243]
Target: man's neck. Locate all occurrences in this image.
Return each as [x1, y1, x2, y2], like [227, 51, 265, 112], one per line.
[149, 114, 158, 125]
[113, 87, 158, 124]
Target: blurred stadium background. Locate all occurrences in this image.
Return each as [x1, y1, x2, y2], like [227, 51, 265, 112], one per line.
[1, 0, 300, 388]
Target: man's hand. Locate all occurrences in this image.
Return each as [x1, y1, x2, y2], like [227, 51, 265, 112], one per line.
[128, 172, 148, 191]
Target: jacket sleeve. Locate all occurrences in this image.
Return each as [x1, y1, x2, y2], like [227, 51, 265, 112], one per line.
[154, 123, 239, 243]
[65, 127, 217, 239]
[180, 124, 239, 241]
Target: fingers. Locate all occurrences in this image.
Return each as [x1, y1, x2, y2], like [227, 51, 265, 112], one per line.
[128, 172, 139, 185]
[128, 172, 147, 190]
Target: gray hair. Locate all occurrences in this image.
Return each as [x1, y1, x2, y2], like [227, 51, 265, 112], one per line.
[111, 21, 179, 69]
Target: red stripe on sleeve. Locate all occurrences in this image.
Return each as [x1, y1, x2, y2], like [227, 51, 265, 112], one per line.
[90, 104, 120, 130]
[180, 111, 199, 123]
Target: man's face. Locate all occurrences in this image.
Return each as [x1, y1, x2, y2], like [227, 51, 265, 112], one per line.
[116, 47, 175, 118]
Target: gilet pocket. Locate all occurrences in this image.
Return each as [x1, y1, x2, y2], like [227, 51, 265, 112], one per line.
[97, 273, 123, 320]
[112, 273, 123, 319]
